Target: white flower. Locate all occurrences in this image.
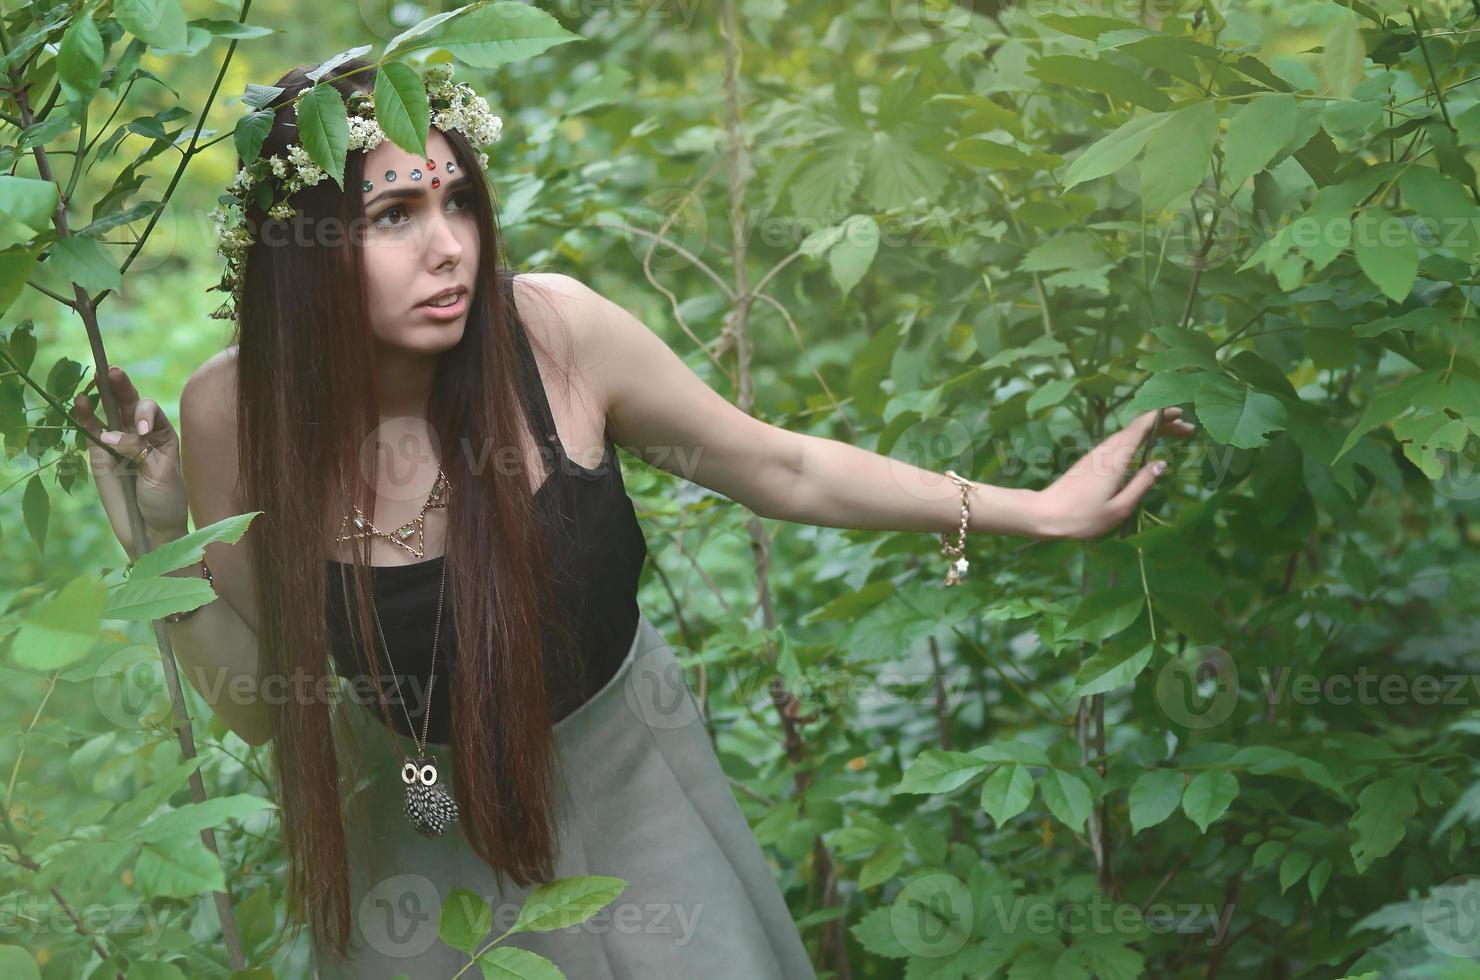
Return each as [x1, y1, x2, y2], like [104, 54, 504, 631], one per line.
[348, 115, 386, 152]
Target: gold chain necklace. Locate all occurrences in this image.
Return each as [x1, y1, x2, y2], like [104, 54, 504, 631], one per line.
[334, 466, 450, 557]
[338, 466, 459, 836]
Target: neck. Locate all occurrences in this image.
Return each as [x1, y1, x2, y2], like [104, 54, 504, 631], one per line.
[374, 341, 438, 420]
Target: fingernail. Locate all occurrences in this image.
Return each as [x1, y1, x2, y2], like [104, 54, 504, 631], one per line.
[137, 419, 149, 435]
[1153, 460, 1167, 475]
[101, 431, 121, 445]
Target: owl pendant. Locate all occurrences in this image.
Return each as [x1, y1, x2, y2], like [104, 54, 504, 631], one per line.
[401, 755, 459, 837]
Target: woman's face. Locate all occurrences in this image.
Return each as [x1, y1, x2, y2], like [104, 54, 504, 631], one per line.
[358, 128, 480, 351]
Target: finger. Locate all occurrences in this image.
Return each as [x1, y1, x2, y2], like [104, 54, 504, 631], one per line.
[131, 397, 174, 441]
[75, 393, 102, 436]
[104, 364, 140, 415]
[1107, 458, 1168, 514]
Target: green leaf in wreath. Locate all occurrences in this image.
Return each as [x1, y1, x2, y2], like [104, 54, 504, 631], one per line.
[296, 85, 350, 191]
[374, 62, 432, 159]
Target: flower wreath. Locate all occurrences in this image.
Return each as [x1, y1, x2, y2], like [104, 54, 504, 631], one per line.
[207, 62, 503, 321]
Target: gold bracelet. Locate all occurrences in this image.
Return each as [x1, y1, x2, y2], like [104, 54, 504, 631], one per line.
[939, 469, 972, 586]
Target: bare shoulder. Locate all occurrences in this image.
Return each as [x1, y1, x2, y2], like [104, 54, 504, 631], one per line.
[509, 271, 612, 450]
[182, 346, 239, 418]
[179, 346, 244, 510]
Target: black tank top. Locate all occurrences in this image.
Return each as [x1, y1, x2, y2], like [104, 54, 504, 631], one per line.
[323, 302, 648, 745]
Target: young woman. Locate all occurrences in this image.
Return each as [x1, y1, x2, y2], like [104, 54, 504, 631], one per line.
[75, 57, 1196, 978]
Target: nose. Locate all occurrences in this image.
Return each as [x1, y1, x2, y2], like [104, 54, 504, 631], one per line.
[423, 206, 463, 270]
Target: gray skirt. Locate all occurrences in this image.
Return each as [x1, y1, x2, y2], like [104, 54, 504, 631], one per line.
[311, 612, 818, 979]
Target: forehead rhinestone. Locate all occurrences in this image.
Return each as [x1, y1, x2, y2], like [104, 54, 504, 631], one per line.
[410, 168, 423, 181]
[427, 158, 437, 171]
[431, 176, 441, 188]
[384, 169, 397, 182]
[445, 161, 457, 174]
[361, 179, 373, 192]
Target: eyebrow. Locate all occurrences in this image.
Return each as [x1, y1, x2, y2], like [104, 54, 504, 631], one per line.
[365, 174, 474, 208]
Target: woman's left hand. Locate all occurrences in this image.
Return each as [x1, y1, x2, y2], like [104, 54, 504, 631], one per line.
[1031, 407, 1198, 540]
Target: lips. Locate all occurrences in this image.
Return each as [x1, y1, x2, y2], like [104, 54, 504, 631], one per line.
[418, 285, 467, 308]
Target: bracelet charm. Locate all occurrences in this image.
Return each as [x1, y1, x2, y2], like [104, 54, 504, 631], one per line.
[940, 470, 973, 586]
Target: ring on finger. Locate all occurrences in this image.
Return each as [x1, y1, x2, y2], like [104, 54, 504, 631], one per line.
[129, 444, 152, 467]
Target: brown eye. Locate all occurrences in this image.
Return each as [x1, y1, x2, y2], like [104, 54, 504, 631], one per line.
[374, 205, 408, 228]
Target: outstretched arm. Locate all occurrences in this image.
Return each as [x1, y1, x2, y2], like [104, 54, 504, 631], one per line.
[555, 272, 1196, 540]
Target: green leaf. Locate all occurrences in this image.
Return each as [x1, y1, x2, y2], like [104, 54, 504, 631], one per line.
[1060, 590, 1143, 644]
[1074, 642, 1153, 697]
[1308, 857, 1333, 902]
[896, 750, 990, 795]
[980, 764, 1034, 828]
[104, 573, 217, 622]
[1195, 374, 1287, 449]
[1140, 101, 1218, 211]
[12, 575, 105, 671]
[476, 946, 563, 980]
[830, 215, 879, 299]
[136, 794, 277, 844]
[858, 842, 905, 890]
[1222, 93, 1299, 189]
[1320, 10, 1366, 100]
[510, 875, 626, 933]
[1040, 769, 1093, 833]
[117, 0, 189, 50]
[233, 110, 275, 167]
[1351, 206, 1417, 303]
[1027, 55, 1171, 112]
[135, 838, 225, 898]
[0, 257, 38, 339]
[432, 2, 583, 69]
[57, 12, 105, 105]
[1279, 850, 1313, 894]
[864, 131, 948, 211]
[0, 946, 40, 980]
[21, 472, 48, 549]
[0, 177, 59, 237]
[1026, 376, 1077, 415]
[1400, 166, 1480, 259]
[1062, 111, 1171, 190]
[374, 62, 431, 159]
[1129, 769, 1183, 834]
[296, 85, 350, 191]
[1182, 769, 1239, 833]
[127, 959, 187, 980]
[47, 236, 122, 294]
[130, 511, 260, 580]
[438, 886, 493, 954]
[1350, 777, 1418, 873]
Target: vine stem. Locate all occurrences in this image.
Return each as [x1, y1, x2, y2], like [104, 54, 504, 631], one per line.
[0, 4, 256, 970]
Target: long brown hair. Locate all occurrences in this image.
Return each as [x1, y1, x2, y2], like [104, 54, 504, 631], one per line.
[229, 57, 577, 958]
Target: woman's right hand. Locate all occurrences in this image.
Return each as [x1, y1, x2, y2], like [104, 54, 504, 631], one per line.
[75, 365, 190, 561]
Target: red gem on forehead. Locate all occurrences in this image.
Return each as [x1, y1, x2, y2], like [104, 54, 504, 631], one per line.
[431, 176, 441, 188]
[427, 159, 436, 170]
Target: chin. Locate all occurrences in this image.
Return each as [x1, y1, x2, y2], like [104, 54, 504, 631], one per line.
[375, 323, 466, 352]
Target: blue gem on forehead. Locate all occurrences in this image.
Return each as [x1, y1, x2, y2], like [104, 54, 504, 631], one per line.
[410, 168, 423, 181]
[361, 179, 373, 192]
[384, 170, 397, 182]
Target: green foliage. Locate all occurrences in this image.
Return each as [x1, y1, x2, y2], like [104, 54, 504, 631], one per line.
[4, 0, 1480, 977]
